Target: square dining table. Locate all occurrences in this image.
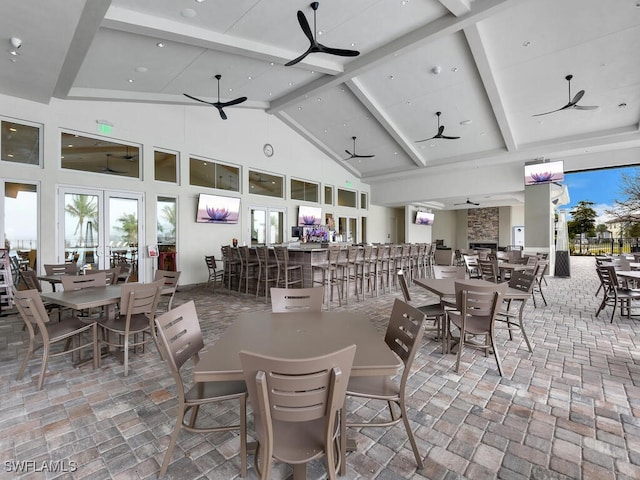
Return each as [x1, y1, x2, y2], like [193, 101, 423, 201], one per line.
[40, 284, 122, 315]
[194, 310, 402, 479]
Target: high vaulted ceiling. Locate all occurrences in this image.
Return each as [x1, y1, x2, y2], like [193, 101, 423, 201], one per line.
[2, 0, 639, 209]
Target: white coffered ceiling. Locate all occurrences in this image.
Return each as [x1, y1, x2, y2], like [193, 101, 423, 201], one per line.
[1, 0, 639, 209]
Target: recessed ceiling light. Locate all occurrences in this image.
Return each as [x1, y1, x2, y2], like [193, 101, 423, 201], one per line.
[298, 106, 302, 110]
[318, 30, 324, 36]
[270, 62, 275, 66]
[451, 67, 459, 72]
[247, 76, 252, 80]
[460, 119, 472, 125]
[68, 144, 73, 148]
[135, 66, 148, 73]
[618, 102, 627, 108]
[522, 40, 532, 47]
[128, 79, 135, 83]
[288, 82, 293, 86]
[7, 154, 14, 157]
[537, 121, 544, 125]
[310, 70, 315, 74]
[268, 92, 273, 96]
[401, 0, 409, 5]
[479, 132, 486, 136]
[430, 143, 435, 148]
[388, 75, 394, 80]
[351, 42, 356, 47]
[317, 98, 322, 102]
[9, 127, 17, 132]
[195, 0, 205, 3]
[156, 42, 164, 48]
[181, 8, 197, 17]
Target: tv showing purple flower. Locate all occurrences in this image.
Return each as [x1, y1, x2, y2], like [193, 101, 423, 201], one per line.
[302, 215, 317, 225]
[206, 207, 231, 222]
[530, 171, 554, 183]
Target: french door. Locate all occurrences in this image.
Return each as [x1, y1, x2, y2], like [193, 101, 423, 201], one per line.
[58, 186, 144, 281]
[248, 205, 285, 246]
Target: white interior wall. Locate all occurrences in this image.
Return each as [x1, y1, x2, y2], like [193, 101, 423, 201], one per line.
[430, 210, 456, 248]
[406, 206, 433, 244]
[0, 94, 389, 285]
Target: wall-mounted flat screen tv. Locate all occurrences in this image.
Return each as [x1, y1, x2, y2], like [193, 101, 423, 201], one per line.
[196, 194, 240, 223]
[524, 160, 564, 186]
[415, 211, 434, 225]
[298, 205, 322, 226]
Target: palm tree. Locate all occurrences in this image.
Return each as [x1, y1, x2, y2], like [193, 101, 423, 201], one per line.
[116, 213, 138, 245]
[161, 204, 176, 240]
[65, 195, 98, 246]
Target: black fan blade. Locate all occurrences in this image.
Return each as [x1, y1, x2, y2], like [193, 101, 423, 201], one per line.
[574, 105, 598, 110]
[345, 149, 353, 156]
[532, 105, 569, 117]
[436, 125, 445, 137]
[415, 136, 435, 143]
[214, 106, 227, 120]
[318, 44, 360, 57]
[569, 89, 585, 106]
[440, 135, 460, 140]
[285, 46, 313, 66]
[297, 10, 314, 43]
[355, 154, 375, 158]
[220, 96, 247, 107]
[183, 93, 214, 105]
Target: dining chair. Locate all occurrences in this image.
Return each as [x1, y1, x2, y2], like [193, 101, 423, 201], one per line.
[532, 262, 548, 307]
[270, 286, 323, 313]
[396, 270, 444, 350]
[221, 245, 241, 292]
[204, 255, 224, 289]
[20, 269, 60, 320]
[154, 301, 248, 478]
[273, 246, 303, 289]
[44, 263, 78, 276]
[477, 259, 500, 283]
[446, 280, 507, 376]
[239, 344, 356, 480]
[495, 270, 534, 352]
[432, 265, 466, 279]
[153, 269, 181, 312]
[14, 289, 99, 390]
[312, 246, 343, 308]
[462, 254, 481, 278]
[60, 271, 107, 290]
[344, 299, 426, 470]
[99, 279, 163, 376]
[595, 265, 640, 323]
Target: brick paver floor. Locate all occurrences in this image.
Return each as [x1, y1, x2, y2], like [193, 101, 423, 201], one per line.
[1, 256, 639, 479]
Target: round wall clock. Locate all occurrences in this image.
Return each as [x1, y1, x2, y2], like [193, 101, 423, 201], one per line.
[263, 143, 274, 157]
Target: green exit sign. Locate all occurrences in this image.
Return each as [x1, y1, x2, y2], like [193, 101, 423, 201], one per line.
[96, 120, 113, 135]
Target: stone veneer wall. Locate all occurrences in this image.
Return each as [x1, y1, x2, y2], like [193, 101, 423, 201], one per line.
[468, 207, 499, 244]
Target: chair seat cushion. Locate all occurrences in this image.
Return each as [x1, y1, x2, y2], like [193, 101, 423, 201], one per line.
[346, 375, 399, 399]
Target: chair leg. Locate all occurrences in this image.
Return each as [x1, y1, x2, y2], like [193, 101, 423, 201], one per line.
[239, 394, 247, 477]
[123, 334, 129, 377]
[37, 344, 50, 390]
[160, 405, 185, 477]
[399, 398, 424, 469]
[16, 341, 34, 381]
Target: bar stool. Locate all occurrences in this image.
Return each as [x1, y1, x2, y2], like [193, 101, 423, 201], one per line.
[221, 245, 240, 292]
[255, 247, 277, 302]
[312, 246, 343, 309]
[342, 245, 361, 304]
[237, 246, 258, 294]
[374, 245, 390, 295]
[358, 245, 375, 297]
[273, 246, 303, 289]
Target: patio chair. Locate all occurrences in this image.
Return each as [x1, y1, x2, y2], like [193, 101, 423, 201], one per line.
[154, 301, 247, 478]
[446, 280, 507, 375]
[154, 269, 181, 312]
[495, 270, 534, 352]
[270, 287, 323, 313]
[240, 344, 356, 480]
[204, 255, 224, 289]
[100, 279, 163, 376]
[14, 289, 99, 390]
[345, 299, 426, 469]
[596, 265, 640, 323]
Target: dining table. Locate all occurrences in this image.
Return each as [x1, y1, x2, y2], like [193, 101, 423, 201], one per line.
[40, 284, 122, 317]
[194, 310, 402, 479]
[414, 277, 533, 352]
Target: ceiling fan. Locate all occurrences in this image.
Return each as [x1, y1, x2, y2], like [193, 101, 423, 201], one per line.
[101, 154, 126, 174]
[119, 146, 137, 161]
[183, 74, 247, 120]
[344, 136, 374, 160]
[285, 2, 360, 67]
[532, 74, 598, 117]
[415, 111, 460, 142]
[454, 198, 480, 206]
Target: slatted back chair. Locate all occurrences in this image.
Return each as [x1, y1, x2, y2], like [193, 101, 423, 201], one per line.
[270, 287, 323, 313]
[154, 269, 181, 312]
[240, 344, 356, 480]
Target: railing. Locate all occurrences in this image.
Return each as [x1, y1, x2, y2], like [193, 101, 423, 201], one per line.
[570, 238, 640, 256]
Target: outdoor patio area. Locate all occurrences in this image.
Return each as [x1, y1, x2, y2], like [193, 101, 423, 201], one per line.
[1, 256, 639, 479]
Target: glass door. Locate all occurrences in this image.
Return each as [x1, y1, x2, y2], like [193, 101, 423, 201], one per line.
[249, 206, 285, 246]
[58, 187, 144, 281]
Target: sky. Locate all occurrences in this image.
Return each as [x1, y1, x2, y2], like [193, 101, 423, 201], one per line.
[563, 165, 639, 225]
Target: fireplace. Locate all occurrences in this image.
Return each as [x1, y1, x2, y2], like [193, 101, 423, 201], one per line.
[469, 242, 497, 250]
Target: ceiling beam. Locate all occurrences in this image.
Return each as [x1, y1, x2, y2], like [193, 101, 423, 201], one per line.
[346, 78, 426, 168]
[268, 0, 525, 113]
[54, 1, 112, 99]
[464, 24, 518, 152]
[438, 0, 472, 16]
[102, 5, 344, 75]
